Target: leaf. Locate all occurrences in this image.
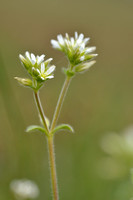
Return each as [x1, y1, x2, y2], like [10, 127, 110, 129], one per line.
[26, 125, 48, 135]
[52, 124, 74, 134]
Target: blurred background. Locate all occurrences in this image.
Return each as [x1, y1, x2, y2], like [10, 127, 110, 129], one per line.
[0, 0, 133, 199]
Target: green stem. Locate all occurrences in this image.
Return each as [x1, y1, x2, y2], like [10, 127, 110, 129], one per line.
[34, 76, 71, 200]
[48, 135, 59, 200]
[34, 91, 49, 133]
[50, 77, 71, 132]
[34, 91, 59, 200]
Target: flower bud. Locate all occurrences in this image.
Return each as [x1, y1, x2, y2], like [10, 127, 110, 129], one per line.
[14, 77, 33, 88]
[75, 61, 96, 73]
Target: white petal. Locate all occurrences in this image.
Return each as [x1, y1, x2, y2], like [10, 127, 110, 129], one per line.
[84, 38, 90, 45]
[71, 37, 75, 46]
[40, 76, 45, 80]
[51, 40, 61, 49]
[75, 32, 78, 39]
[92, 53, 98, 57]
[41, 63, 45, 73]
[85, 47, 96, 54]
[44, 58, 53, 66]
[65, 33, 69, 39]
[79, 43, 85, 51]
[19, 54, 25, 61]
[36, 69, 40, 74]
[30, 53, 36, 65]
[25, 51, 31, 62]
[80, 56, 85, 61]
[25, 51, 30, 59]
[46, 65, 56, 75]
[64, 39, 69, 46]
[77, 33, 84, 44]
[47, 75, 54, 79]
[46, 58, 53, 62]
[31, 53, 36, 62]
[37, 55, 45, 64]
[57, 34, 64, 45]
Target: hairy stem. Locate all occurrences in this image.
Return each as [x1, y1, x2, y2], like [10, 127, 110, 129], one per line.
[48, 135, 59, 200]
[34, 91, 49, 133]
[34, 91, 59, 200]
[50, 77, 71, 131]
[34, 76, 71, 200]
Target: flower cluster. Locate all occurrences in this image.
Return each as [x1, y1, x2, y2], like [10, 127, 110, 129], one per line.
[51, 32, 97, 73]
[15, 52, 55, 90]
[15, 33, 97, 90]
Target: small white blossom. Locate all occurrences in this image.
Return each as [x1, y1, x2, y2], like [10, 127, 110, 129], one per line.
[19, 52, 56, 82]
[51, 32, 97, 67]
[16, 52, 56, 90]
[35, 62, 55, 81]
[20, 51, 45, 66]
[10, 179, 39, 199]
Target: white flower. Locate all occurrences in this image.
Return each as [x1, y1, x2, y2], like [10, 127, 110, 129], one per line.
[51, 32, 97, 67]
[31, 58, 56, 81]
[19, 52, 56, 82]
[10, 179, 39, 199]
[20, 51, 45, 67]
[17, 52, 56, 90]
[36, 62, 56, 81]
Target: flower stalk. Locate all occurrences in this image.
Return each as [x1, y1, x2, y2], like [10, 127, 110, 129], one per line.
[50, 76, 71, 132]
[34, 91, 49, 133]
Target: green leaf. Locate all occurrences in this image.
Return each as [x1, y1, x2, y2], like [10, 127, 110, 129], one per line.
[52, 124, 74, 134]
[26, 125, 48, 135]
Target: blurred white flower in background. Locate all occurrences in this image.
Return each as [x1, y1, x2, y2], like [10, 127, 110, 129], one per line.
[10, 179, 39, 199]
[98, 125, 133, 180]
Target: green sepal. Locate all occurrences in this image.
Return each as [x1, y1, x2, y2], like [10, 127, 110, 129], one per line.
[26, 125, 48, 136]
[63, 68, 75, 77]
[52, 124, 74, 134]
[84, 54, 97, 61]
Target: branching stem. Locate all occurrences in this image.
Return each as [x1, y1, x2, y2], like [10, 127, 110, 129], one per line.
[50, 77, 71, 132]
[34, 76, 71, 200]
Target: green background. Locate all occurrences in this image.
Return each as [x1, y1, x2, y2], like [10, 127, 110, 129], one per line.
[0, 0, 133, 199]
